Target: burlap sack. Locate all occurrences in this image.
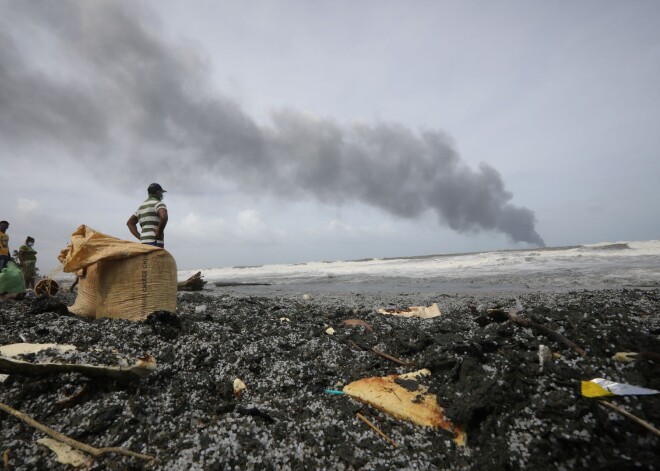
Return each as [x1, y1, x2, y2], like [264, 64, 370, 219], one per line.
[59, 225, 177, 321]
[68, 265, 99, 319]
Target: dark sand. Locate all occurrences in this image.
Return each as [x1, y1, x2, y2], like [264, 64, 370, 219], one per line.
[1, 284, 659, 470]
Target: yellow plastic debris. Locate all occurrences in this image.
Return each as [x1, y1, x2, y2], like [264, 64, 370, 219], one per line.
[343, 370, 464, 445]
[377, 303, 441, 318]
[581, 378, 660, 398]
[581, 381, 616, 398]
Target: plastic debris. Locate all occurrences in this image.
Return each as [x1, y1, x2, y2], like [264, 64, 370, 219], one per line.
[0, 343, 156, 380]
[343, 370, 464, 444]
[378, 303, 441, 319]
[612, 352, 637, 363]
[279, 317, 291, 323]
[581, 378, 660, 398]
[34, 279, 60, 297]
[324, 389, 346, 395]
[612, 351, 660, 363]
[325, 327, 335, 335]
[233, 378, 247, 397]
[37, 438, 88, 467]
[0, 343, 76, 357]
[0, 262, 25, 293]
[194, 304, 207, 313]
[538, 345, 553, 371]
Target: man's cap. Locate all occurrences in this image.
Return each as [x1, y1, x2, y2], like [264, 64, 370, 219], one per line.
[147, 183, 167, 193]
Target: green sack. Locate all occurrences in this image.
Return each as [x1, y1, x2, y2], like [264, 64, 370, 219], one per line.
[0, 262, 26, 293]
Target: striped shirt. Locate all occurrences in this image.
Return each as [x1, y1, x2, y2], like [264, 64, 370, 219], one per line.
[134, 197, 167, 245]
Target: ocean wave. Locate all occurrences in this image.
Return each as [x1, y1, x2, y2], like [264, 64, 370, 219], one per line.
[581, 243, 630, 251]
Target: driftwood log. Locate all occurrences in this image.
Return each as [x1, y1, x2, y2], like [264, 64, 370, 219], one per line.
[177, 272, 207, 291]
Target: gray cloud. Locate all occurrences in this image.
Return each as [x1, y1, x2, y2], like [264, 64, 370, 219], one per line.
[0, 0, 544, 246]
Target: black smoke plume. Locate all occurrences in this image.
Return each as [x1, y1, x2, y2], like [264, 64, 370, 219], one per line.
[0, 0, 545, 246]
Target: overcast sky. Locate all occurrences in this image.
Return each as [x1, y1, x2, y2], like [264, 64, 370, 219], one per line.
[2, 0, 659, 273]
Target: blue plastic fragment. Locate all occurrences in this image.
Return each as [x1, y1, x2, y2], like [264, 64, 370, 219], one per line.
[324, 389, 346, 395]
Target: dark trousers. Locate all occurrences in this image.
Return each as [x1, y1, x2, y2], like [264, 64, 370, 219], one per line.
[0, 255, 10, 270]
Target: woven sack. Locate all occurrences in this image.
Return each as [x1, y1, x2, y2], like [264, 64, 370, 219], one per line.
[59, 225, 177, 321]
[67, 265, 99, 319]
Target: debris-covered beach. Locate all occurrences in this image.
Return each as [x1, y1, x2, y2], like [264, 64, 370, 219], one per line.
[1, 284, 659, 470]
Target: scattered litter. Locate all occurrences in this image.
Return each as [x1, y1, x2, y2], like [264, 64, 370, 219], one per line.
[341, 319, 373, 331]
[302, 294, 311, 300]
[612, 351, 660, 363]
[343, 371, 464, 444]
[0, 402, 155, 462]
[233, 378, 247, 397]
[279, 317, 291, 323]
[0, 343, 76, 357]
[325, 327, 335, 335]
[581, 378, 660, 398]
[0, 344, 156, 381]
[57, 384, 90, 408]
[378, 303, 441, 318]
[612, 352, 637, 363]
[538, 345, 553, 371]
[34, 279, 60, 297]
[324, 389, 345, 395]
[37, 438, 88, 467]
[177, 271, 207, 291]
[194, 304, 207, 313]
[0, 262, 25, 293]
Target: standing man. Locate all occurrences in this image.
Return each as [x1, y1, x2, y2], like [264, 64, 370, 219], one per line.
[0, 221, 10, 269]
[18, 236, 37, 289]
[127, 183, 168, 248]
